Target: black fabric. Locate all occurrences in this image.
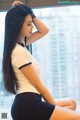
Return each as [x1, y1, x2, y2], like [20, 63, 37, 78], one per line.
[18, 62, 32, 69]
[11, 92, 55, 120]
[17, 42, 25, 47]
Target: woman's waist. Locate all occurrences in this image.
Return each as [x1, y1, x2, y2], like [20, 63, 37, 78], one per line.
[16, 92, 41, 102]
[17, 86, 40, 95]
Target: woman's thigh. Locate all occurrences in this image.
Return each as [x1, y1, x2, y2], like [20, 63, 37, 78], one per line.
[49, 106, 80, 120]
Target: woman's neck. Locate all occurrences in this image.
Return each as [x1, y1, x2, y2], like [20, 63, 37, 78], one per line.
[18, 35, 24, 44]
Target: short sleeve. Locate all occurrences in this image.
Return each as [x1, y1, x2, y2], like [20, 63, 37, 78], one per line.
[11, 49, 32, 69]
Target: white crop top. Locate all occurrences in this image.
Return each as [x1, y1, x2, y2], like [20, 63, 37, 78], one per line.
[11, 43, 40, 94]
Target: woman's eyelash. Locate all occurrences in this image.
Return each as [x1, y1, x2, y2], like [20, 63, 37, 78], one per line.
[28, 24, 32, 26]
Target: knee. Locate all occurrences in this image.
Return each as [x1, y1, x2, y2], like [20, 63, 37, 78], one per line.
[70, 99, 76, 110]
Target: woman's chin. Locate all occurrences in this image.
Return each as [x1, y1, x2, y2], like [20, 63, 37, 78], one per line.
[28, 34, 32, 38]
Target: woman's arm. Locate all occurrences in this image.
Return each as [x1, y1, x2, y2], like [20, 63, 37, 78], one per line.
[20, 64, 56, 105]
[26, 17, 49, 46]
[12, 1, 49, 46]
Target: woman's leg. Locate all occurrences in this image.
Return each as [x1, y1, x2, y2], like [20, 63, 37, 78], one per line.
[56, 98, 76, 110]
[49, 106, 80, 120]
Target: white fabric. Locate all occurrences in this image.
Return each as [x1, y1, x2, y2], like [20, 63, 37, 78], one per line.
[11, 43, 40, 94]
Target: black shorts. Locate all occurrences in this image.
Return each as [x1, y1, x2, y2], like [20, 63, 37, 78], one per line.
[11, 92, 55, 120]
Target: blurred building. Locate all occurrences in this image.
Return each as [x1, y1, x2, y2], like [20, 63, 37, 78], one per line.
[32, 6, 80, 103]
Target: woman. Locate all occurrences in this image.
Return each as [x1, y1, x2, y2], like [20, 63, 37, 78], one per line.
[2, 1, 80, 120]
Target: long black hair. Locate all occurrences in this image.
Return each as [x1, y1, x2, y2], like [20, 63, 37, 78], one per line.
[2, 4, 30, 94]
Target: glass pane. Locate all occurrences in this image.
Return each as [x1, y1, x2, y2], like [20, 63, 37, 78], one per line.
[32, 6, 80, 104]
[0, 12, 14, 120]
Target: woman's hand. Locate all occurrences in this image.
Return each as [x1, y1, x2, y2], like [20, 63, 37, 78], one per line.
[12, 0, 24, 6]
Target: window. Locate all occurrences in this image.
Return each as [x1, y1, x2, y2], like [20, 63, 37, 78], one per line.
[0, 12, 13, 120]
[32, 6, 80, 103]
[0, 5, 80, 119]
